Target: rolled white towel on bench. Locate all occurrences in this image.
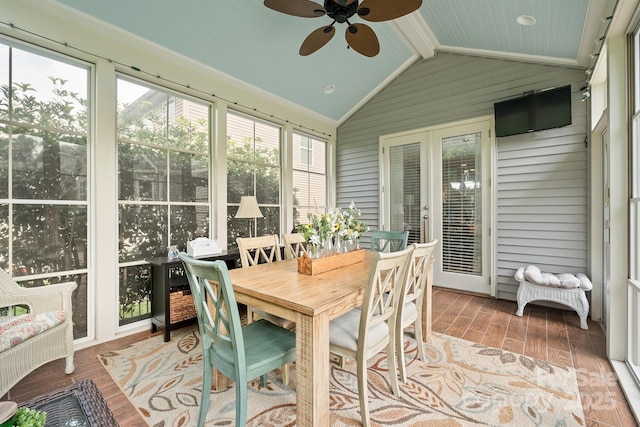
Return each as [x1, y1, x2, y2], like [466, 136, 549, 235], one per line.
[514, 265, 591, 290]
[576, 273, 593, 291]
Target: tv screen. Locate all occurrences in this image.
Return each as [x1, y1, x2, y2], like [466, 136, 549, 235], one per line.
[494, 95, 532, 137]
[494, 85, 572, 137]
[532, 85, 572, 132]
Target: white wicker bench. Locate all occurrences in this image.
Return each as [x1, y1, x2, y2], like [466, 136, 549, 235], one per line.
[514, 266, 592, 330]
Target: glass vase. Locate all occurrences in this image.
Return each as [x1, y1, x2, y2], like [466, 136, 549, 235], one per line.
[308, 244, 320, 259]
[335, 238, 343, 254]
[322, 237, 334, 257]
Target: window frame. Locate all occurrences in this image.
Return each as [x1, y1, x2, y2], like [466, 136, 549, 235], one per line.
[115, 74, 212, 325]
[0, 37, 92, 340]
[226, 109, 283, 246]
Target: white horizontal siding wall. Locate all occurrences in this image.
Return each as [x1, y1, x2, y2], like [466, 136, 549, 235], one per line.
[338, 53, 587, 298]
[495, 90, 588, 299]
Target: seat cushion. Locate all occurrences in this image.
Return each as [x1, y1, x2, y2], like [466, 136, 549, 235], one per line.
[402, 301, 417, 322]
[519, 265, 583, 289]
[0, 310, 66, 352]
[329, 309, 389, 353]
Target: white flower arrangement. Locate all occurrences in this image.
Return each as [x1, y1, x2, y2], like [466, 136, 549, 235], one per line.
[297, 202, 368, 251]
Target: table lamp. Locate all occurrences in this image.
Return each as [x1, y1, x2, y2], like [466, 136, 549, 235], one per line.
[235, 196, 263, 238]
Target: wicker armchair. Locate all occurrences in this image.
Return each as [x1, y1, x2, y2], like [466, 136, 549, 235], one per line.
[0, 269, 76, 398]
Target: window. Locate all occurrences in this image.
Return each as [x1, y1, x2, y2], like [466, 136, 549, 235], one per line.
[629, 28, 640, 386]
[116, 76, 210, 325]
[299, 136, 312, 167]
[227, 112, 281, 247]
[441, 133, 482, 275]
[293, 132, 326, 228]
[0, 41, 90, 339]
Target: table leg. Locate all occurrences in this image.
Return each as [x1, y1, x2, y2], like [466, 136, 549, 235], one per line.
[296, 311, 329, 427]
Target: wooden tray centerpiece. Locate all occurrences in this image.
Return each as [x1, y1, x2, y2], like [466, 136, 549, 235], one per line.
[297, 248, 365, 275]
[297, 203, 368, 275]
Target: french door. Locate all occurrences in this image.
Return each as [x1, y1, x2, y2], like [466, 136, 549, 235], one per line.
[602, 128, 610, 329]
[381, 118, 492, 295]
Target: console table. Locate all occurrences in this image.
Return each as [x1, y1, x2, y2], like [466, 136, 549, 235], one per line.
[148, 250, 240, 342]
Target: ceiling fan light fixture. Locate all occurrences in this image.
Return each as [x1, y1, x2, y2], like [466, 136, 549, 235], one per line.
[267, 0, 421, 56]
[516, 15, 536, 26]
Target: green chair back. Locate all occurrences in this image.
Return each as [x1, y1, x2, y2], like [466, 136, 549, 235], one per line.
[178, 253, 296, 427]
[371, 230, 409, 253]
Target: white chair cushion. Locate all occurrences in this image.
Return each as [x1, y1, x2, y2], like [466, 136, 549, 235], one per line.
[402, 301, 417, 322]
[329, 309, 389, 353]
[376, 293, 417, 322]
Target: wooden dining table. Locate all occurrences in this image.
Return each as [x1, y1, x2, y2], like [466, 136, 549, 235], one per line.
[227, 250, 433, 426]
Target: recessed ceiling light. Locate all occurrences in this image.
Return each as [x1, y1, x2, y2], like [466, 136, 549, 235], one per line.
[324, 84, 336, 95]
[517, 15, 536, 26]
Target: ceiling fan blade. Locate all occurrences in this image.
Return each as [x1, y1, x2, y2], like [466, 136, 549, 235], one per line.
[300, 26, 336, 56]
[357, 0, 422, 22]
[264, 0, 325, 18]
[345, 23, 380, 57]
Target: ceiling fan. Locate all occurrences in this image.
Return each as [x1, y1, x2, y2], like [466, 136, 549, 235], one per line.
[264, 0, 422, 57]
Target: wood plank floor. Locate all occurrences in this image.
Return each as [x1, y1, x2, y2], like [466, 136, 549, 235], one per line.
[2, 287, 638, 426]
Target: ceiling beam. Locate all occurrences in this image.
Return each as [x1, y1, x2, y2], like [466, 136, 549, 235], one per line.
[391, 12, 437, 59]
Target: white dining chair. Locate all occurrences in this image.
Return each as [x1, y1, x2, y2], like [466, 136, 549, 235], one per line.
[328, 246, 413, 427]
[395, 240, 438, 382]
[282, 233, 307, 260]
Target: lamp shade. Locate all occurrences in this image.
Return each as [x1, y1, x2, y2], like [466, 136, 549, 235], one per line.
[235, 196, 264, 219]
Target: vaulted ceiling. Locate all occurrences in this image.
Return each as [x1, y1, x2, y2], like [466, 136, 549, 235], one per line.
[54, 0, 616, 124]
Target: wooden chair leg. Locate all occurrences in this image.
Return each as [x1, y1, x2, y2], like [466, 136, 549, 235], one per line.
[414, 318, 426, 361]
[387, 340, 400, 396]
[282, 364, 289, 386]
[236, 382, 248, 427]
[199, 363, 213, 427]
[357, 358, 370, 427]
[396, 325, 408, 384]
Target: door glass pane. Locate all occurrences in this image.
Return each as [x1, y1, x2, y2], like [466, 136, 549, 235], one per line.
[442, 133, 482, 275]
[389, 143, 420, 243]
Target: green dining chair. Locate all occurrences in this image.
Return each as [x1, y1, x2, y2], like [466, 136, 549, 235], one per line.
[178, 253, 296, 427]
[371, 230, 409, 253]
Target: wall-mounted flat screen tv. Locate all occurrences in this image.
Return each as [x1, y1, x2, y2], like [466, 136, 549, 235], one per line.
[494, 85, 572, 137]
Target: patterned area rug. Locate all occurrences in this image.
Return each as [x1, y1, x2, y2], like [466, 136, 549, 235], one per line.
[98, 326, 585, 426]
